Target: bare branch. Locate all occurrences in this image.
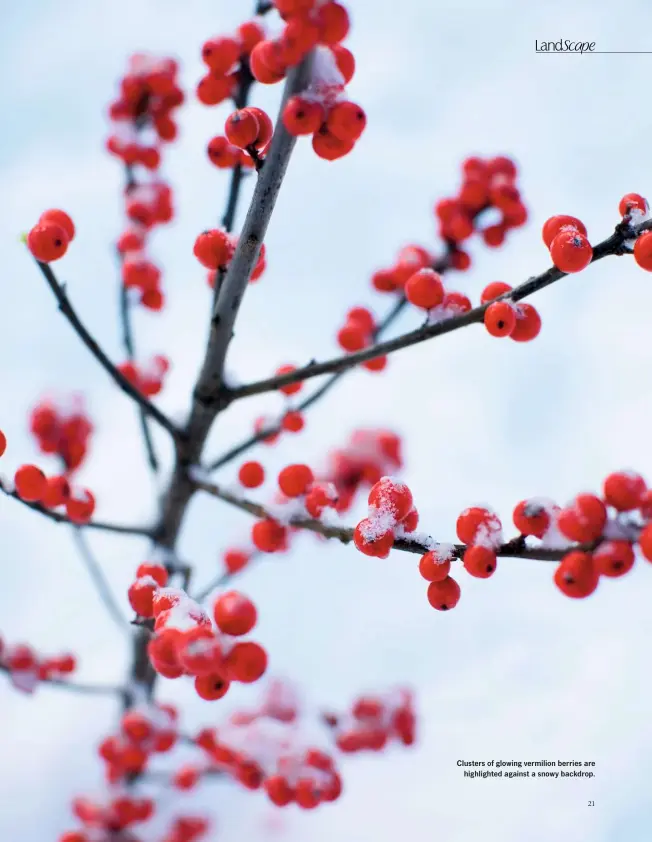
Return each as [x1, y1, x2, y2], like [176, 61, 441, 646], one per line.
[33, 259, 182, 440]
[71, 528, 133, 633]
[0, 482, 152, 537]
[192, 476, 585, 562]
[225, 220, 651, 400]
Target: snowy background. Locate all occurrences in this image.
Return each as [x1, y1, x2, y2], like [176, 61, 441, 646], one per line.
[2, 0, 652, 840]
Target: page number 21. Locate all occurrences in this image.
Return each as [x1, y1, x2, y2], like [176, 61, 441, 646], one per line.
[588, 801, 595, 807]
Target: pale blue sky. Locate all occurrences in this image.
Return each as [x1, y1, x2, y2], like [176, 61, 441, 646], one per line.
[2, 1, 652, 840]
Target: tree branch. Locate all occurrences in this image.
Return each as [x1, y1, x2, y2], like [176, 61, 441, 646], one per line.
[225, 219, 651, 400]
[33, 259, 182, 440]
[127, 51, 316, 704]
[0, 482, 152, 537]
[71, 528, 133, 633]
[191, 476, 583, 562]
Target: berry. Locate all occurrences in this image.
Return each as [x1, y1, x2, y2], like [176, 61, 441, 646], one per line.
[554, 551, 599, 598]
[405, 268, 444, 310]
[225, 641, 268, 682]
[326, 101, 366, 142]
[510, 303, 541, 342]
[480, 281, 512, 303]
[542, 215, 587, 248]
[549, 230, 593, 273]
[39, 209, 75, 241]
[634, 231, 652, 271]
[194, 671, 231, 700]
[193, 229, 231, 269]
[484, 300, 516, 337]
[225, 108, 260, 149]
[462, 545, 497, 578]
[592, 541, 635, 578]
[418, 552, 451, 582]
[618, 193, 648, 217]
[368, 477, 413, 522]
[275, 364, 303, 396]
[278, 464, 313, 497]
[213, 591, 257, 636]
[14, 464, 47, 502]
[282, 96, 325, 136]
[603, 471, 646, 511]
[426, 576, 461, 611]
[27, 223, 69, 262]
[238, 461, 265, 488]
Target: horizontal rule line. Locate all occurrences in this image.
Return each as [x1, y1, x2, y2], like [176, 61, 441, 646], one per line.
[535, 51, 652, 54]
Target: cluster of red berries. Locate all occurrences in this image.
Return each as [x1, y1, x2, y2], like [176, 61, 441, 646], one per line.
[26, 208, 76, 264]
[480, 281, 542, 341]
[280, 44, 364, 161]
[543, 214, 593, 273]
[128, 565, 268, 698]
[618, 192, 652, 271]
[371, 244, 473, 320]
[208, 105, 273, 170]
[353, 476, 419, 558]
[106, 53, 184, 165]
[435, 155, 527, 265]
[12, 463, 95, 523]
[326, 688, 416, 752]
[98, 701, 178, 781]
[194, 723, 342, 808]
[29, 397, 93, 472]
[194, 229, 267, 282]
[117, 354, 170, 397]
[117, 180, 176, 311]
[59, 793, 154, 842]
[197, 19, 266, 107]
[541, 470, 652, 598]
[251, 462, 340, 551]
[335, 306, 387, 370]
[0, 636, 76, 694]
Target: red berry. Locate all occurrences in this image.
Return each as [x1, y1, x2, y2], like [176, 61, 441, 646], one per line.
[405, 268, 444, 310]
[238, 461, 265, 488]
[278, 463, 313, 497]
[27, 223, 69, 262]
[592, 540, 635, 578]
[282, 96, 325, 136]
[225, 108, 260, 149]
[225, 641, 267, 682]
[39, 209, 75, 241]
[418, 551, 451, 582]
[542, 215, 587, 248]
[618, 193, 648, 217]
[14, 464, 47, 502]
[510, 303, 541, 342]
[634, 231, 652, 271]
[426, 576, 461, 611]
[462, 545, 497, 578]
[553, 551, 599, 598]
[549, 230, 593, 273]
[480, 281, 512, 303]
[194, 670, 231, 700]
[512, 500, 551, 538]
[326, 101, 366, 142]
[213, 591, 257, 636]
[193, 229, 231, 269]
[603, 471, 646, 511]
[484, 300, 516, 337]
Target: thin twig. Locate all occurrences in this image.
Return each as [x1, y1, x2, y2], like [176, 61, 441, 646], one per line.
[191, 476, 587, 562]
[0, 482, 152, 537]
[0, 663, 126, 699]
[33, 259, 181, 439]
[226, 220, 651, 400]
[71, 528, 133, 633]
[119, 269, 160, 472]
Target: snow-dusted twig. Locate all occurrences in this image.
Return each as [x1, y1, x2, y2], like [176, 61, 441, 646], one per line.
[225, 218, 652, 400]
[191, 476, 589, 562]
